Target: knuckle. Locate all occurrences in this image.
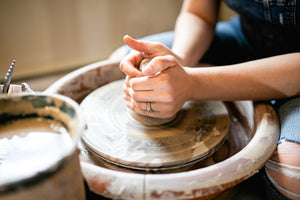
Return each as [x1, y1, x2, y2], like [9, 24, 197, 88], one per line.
[151, 57, 163, 68]
[165, 91, 176, 103]
[156, 42, 167, 50]
[130, 80, 136, 89]
[119, 61, 125, 71]
[130, 91, 138, 100]
[153, 42, 162, 48]
[152, 56, 161, 63]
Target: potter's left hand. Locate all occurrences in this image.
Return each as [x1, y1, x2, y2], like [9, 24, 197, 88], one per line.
[124, 55, 192, 118]
[120, 35, 183, 78]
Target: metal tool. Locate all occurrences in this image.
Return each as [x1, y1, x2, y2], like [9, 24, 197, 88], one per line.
[2, 60, 15, 94]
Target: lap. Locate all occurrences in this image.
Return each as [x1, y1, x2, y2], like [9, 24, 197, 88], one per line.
[275, 96, 300, 144]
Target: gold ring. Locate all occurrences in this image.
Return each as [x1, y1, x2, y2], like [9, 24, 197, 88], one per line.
[146, 102, 152, 113]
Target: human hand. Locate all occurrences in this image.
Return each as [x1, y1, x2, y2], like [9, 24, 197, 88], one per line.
[123, 55, 192, 119]
[119, 35, 182, 78]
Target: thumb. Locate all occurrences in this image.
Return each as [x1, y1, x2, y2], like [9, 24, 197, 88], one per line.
[123, 35, 158, 56]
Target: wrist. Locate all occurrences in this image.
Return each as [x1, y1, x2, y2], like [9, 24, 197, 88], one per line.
[184, 67, 218, 100]
[173, 50, 202, 67]
[184, 67, 198, 100]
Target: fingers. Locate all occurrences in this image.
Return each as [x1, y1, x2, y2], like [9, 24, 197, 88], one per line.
[122, 54, 178, 78]
[123, 35, 164, 56]
[125, 98, 176, 119]
[124, 76, 155, 92]
[125, 74, 171, 96]
[123, 35, 146, 53]
[142, 55, 178, 76]
[127, 76, 154, 91]
[123, 77, 176, 118]
[120, 51, 144, 77]
[123, 82, 156, 102]
[120, 35, 176, 77]
[120, 37, 183, 118]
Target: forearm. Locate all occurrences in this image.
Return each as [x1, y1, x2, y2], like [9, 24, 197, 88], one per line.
[187, 53, 300, 101]
[172, 0, 219, 67]
[172, 12, 215, 67]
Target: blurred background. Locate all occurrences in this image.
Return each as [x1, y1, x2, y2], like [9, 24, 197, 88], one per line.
[0, 0, 235, 91]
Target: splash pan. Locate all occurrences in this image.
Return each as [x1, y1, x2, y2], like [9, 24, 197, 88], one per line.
[45, 59, 279, 200]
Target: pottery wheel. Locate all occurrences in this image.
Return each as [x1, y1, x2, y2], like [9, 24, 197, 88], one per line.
[80, 79, 230, 171]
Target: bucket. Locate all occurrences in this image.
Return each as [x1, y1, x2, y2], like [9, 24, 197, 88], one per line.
[0, 93, 85, 200]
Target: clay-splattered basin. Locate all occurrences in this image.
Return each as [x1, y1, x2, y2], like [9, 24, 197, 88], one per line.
[45, 59, 280, 200]
[0, 93, 85, 200]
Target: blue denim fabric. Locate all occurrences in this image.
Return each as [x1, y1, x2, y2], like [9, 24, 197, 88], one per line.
[201, 17, 254, 65]
[224, 0, 300, 24]
[225, 0, 300, 57]
[276, 96, 300, 144]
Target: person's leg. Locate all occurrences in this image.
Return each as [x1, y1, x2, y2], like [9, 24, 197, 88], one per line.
[264, 96, 300, 200]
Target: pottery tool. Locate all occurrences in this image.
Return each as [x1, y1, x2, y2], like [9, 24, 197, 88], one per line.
[80, 79, 230, 171]
[2, 60, 15, 94]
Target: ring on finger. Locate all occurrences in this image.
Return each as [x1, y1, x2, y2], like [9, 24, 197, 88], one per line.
[146, 102, 152, 113]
